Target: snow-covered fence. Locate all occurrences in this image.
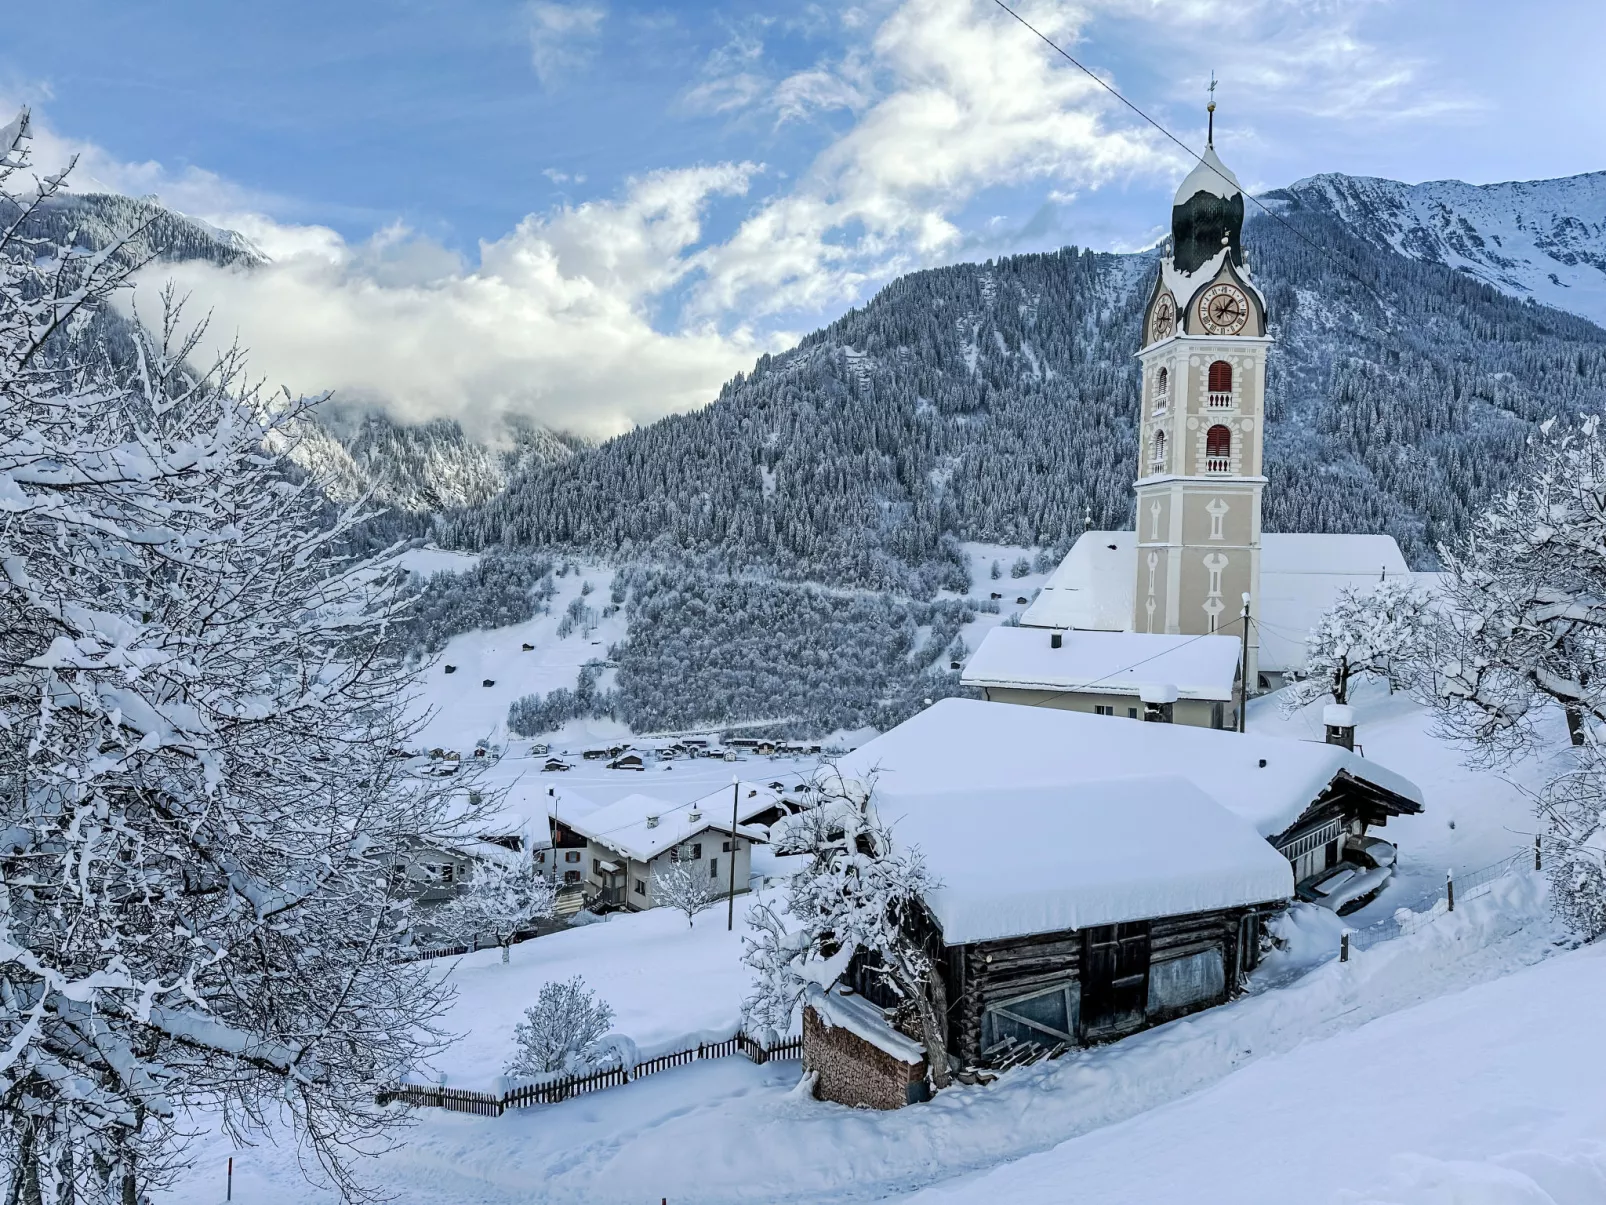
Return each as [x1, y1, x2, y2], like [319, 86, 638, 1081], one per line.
[380, 1031, 803, 1115]
[1351, 839, 1544, 951]
[397, 925, 548, 963]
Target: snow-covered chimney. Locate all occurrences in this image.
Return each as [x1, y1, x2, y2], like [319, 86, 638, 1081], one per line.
[1050, 631, 1063, 649]
[1140, 682, 1178, 724]
[645, 814, 660, 829]
[688, 809, 702, 824]
[1323, 704, 1356, 751]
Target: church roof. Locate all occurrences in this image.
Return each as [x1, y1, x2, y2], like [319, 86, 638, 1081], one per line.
[1174, 144, 1242, 204]
[961, 626, 1241, 701]
[1020, 531, 1417, 673]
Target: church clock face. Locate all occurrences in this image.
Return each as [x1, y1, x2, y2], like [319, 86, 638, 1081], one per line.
[1198, 283, 1250, 336]
[1150, 292, 1176, 342]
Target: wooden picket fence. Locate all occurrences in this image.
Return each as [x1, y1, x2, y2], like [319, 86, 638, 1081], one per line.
[380, 1031, 803, 1115]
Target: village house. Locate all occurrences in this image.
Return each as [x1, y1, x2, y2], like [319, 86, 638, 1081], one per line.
[565, 782, 796, 911]
[961, 627, 1242, 728]
[802, 775, 1295, 1108]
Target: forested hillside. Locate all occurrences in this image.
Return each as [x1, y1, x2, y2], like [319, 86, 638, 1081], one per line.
[445, 204, 1606, 583]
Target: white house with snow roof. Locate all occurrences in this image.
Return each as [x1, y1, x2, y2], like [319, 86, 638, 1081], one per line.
[566, 782, 792, 910]
[962, 626, 1242, 728]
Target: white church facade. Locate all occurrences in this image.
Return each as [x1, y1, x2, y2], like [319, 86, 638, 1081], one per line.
[965, 118, 1414, 724]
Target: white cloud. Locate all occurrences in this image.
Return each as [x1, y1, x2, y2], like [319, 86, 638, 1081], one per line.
[6, 0, 1474, 442]
[527, 1, 606, 86]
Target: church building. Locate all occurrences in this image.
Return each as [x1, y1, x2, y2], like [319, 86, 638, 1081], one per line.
[965, 112, 1414, 721]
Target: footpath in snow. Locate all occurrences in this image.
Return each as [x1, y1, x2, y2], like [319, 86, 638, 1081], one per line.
[157, 872, 1568, 1205]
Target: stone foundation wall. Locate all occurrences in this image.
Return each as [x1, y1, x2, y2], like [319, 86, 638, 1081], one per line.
[803, 1005, 926, 1110]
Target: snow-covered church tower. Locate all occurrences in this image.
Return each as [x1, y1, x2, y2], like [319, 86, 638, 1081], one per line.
[1133, 108, 1268, 681]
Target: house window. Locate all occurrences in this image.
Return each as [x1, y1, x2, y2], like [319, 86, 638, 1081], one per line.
[565, 850, 580, 863]
[722, 840, 734, 853]
[690, 842, 702, 860]
[1153, 367, 1169, 414]
[1127, 707, 1139, 719]
[634, 879, 646, 896]
[534, 851, 546, 864]
[1094, 705, 1115, 716]
[982, 982, 1078, 1056]
[1149, 430, 1166, 471]
[1207, 359, 1232, 395]
[592, 858, 602, 876]
[709, 859, 719, 879]
[438, 864, 454, 884]
[1205, 424, 1232, 472]
[564, 870, 580, 885]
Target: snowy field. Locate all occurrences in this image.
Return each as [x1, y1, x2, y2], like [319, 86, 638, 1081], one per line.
[149, 683, 1587, 1205]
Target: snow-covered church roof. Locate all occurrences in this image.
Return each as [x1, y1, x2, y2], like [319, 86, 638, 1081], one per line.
[1174, 144, 1242, 204]
[961, 627, 1241, 701]
[878, 778, 1293, 945]
[1020, 531, 1416, 673]
[833, 698, 1422, 842]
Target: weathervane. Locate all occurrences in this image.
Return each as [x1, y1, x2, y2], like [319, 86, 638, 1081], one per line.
[1207, 71, 1217, 146]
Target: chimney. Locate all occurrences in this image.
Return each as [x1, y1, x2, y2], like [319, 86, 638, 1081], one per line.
[1140, 682, 1178, 723]
[645, 814, 659, 829]
[1323, 704, 1356, 751]
[1050, 631, 1063, 650]
[688, 809, 702, 824]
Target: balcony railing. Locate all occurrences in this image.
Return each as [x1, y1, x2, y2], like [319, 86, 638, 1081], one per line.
[1206, 391, 1233, 409]
[1205, 456, 1231, 473]
[1151, 398, 1168, 417]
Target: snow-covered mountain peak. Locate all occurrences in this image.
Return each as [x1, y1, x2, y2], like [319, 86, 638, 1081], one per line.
[1271, 170, 1606, 327]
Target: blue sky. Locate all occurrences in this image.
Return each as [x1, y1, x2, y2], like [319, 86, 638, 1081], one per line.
[5, 0, 1602, 436]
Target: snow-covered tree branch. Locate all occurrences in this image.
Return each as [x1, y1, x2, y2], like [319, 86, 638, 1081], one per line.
[650, 859, 718, 927]
[0, 112, 484, 1204]
[433, 859, 556, 961]
[741, 770, 950, 1089]
[1282, 578, 1431, 712]
[1427, 418, 1606, 761]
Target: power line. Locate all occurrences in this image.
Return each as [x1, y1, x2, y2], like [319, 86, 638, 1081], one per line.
[986, 0, 1516, 302]
[1012, 613, 1251, 704]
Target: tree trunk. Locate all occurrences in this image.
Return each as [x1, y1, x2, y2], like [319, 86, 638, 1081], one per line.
[905, 966, 951, 1092]
[501, 940, 510, 964]
[1566, 704, 1586, 746]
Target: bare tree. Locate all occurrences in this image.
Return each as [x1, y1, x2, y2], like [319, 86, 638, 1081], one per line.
[650, 858, 718, 927]
[434, 859, 556, 961]
[742, 771, 950, 1090]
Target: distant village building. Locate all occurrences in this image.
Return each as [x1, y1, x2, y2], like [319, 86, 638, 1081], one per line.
[565, 783, 796, 911]
[962, 627, 1241, 728]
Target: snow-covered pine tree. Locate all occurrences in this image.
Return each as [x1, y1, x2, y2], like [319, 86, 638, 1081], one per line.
[650, 859, 718, 927]
[1428, 418, 1606, 759]
[0, 112, 477, 1203]
[433, 858, 556, 961]
[742, 773, 950, 1089]
[1282, 578, 1431, 711]
[505, 978, 615, 1077]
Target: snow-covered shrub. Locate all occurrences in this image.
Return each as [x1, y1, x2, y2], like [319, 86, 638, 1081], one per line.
[651, 859, 719, 926]
[433, 860, 556, 961]
[1282, 578, 1431, 712]
[743, 772, 950, 1088]
[1534, 751, 1606, 937]
[505, 978, 617, 1077]
[989, 560, 1002, 580]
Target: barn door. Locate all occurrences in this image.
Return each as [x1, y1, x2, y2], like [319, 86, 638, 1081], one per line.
[1081, 921, 1151, 1038]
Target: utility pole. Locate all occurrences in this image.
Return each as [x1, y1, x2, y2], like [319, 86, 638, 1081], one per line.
[727, 776, 740, 931]
[1238, 592, 1251, 733]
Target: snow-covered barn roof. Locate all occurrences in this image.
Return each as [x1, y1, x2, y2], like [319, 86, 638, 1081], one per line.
[567, 782, 783, 862]
[961, 626, 1241, 701]
[1020, 531, 1415, 673]
[880, 778, 1293, 945]
[833, 698, 1422, 841]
